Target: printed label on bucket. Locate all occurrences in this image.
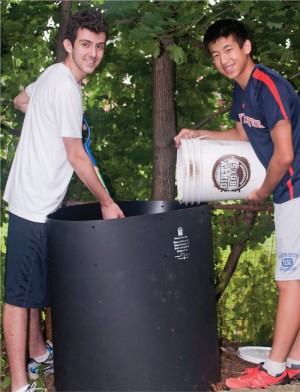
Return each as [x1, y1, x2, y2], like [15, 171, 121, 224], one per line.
[212, 154, 251, 192]
[173, 227, 190, 261]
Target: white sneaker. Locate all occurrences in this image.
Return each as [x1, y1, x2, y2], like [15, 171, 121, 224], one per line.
[27, 340, 54, 380]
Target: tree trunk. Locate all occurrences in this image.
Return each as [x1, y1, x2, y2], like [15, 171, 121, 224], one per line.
[55, 0, 72, 63]
[152, 38, 177, 200]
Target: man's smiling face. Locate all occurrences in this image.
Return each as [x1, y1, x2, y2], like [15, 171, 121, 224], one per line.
[208, 35, 253, 88]
[64, 28, 106, 83]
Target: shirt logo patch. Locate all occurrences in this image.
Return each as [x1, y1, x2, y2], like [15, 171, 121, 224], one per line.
[282, 258, 293, 267]
[238, 113, 265, 128]
[279, 253, 299, 272]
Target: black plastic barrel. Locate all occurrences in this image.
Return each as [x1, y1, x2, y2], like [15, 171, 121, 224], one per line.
[47, 201, 220, 391]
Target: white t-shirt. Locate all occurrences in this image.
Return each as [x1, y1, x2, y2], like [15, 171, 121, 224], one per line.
[4, 63, 83, 222]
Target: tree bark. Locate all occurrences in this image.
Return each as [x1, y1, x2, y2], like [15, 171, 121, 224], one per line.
[152, 38, 177, 200]
[55, 0, 72, 63]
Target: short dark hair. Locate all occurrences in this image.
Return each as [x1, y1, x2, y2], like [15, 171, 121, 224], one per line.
[66, 10, 109, 46]
[203, 19, 249, 52]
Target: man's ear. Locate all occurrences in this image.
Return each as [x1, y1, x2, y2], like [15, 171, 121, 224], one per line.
[63, 39, 73, 54]
[243, 39, 252, 55]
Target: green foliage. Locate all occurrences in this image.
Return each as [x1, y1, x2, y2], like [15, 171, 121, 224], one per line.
[211, 208, 274, 252]
[211, 207, 277, 343]
[217, 240, 278, 345]
[0, 356, 11, 390]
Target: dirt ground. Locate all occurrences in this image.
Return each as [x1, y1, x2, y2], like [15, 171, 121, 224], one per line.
[2, 339, 300, 392]
[41, 339, 300, 392]
[214, 339, 300, 392]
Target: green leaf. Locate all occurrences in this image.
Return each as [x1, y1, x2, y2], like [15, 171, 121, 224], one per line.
[1, 374, 11, 389]
[143, 39, 161, 58]
[142, 11, 168, 27]
[266, 21, 282, 29]
[167, 43, 187, 64]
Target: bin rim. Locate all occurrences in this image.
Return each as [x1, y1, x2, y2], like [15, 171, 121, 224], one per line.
[47, 200, 207, 223]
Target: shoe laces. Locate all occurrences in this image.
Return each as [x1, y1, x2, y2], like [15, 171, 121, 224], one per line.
[46, 340, 53, 350]
[27, 382, 47, 391]
[45, 340, 53, 361]
[242, 363, 268, 375]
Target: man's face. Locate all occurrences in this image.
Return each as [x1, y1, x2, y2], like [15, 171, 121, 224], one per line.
[208, 35, 252, 87]
[64, 28, 107, 82]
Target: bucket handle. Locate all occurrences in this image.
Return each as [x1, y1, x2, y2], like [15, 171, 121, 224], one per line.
[196, 135, 217, 140]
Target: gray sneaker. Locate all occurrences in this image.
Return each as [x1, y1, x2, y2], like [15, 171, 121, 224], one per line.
[28, 340, 54, 380]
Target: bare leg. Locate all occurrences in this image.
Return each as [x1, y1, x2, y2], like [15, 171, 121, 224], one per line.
[288, 322, 300, 360]
[3, 303, 29, 392]
[269, 280, 300, 362]
[28, 308, 47, 358]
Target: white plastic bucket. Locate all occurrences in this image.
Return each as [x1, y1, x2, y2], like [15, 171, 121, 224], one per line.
[176, 138, 266, 204]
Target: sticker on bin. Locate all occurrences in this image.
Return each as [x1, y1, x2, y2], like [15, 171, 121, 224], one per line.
[173, 227, 190, 261]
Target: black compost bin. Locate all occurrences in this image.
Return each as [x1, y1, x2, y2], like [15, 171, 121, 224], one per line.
[47, 201, 220, 391]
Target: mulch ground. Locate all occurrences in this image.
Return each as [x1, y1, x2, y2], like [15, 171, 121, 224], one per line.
[2, 339, 300, 391]
[40, 339, 300, 391]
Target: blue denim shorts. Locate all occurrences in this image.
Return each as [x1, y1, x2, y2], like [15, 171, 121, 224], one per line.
[4, 212, 50, 308]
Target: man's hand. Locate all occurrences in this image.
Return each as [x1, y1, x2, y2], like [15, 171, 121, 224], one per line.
[245, 188, 269, 203]
[174, 123, 248, 148]
[64, 137, 125, 219]
[174, 128, 199, 148]
[101, 202, 125, 220]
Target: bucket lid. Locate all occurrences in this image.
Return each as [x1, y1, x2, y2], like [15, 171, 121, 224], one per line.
[237, 346, 271, 364]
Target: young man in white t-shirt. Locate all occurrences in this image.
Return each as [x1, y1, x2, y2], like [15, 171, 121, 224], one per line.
[3, 10, 125, 392]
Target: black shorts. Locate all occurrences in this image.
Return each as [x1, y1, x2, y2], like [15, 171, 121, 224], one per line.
[4, 212, 50, 308]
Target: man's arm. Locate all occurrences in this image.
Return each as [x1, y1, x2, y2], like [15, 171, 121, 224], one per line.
[246, 119, 294, 202]
[13, 90, 30, 113]
[63, 137, 125, 219]
[174, 121, 248, 148]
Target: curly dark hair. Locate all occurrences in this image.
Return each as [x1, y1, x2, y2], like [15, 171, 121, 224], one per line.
[203, 19, 250, 52]
[66, 9, 109, 46]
